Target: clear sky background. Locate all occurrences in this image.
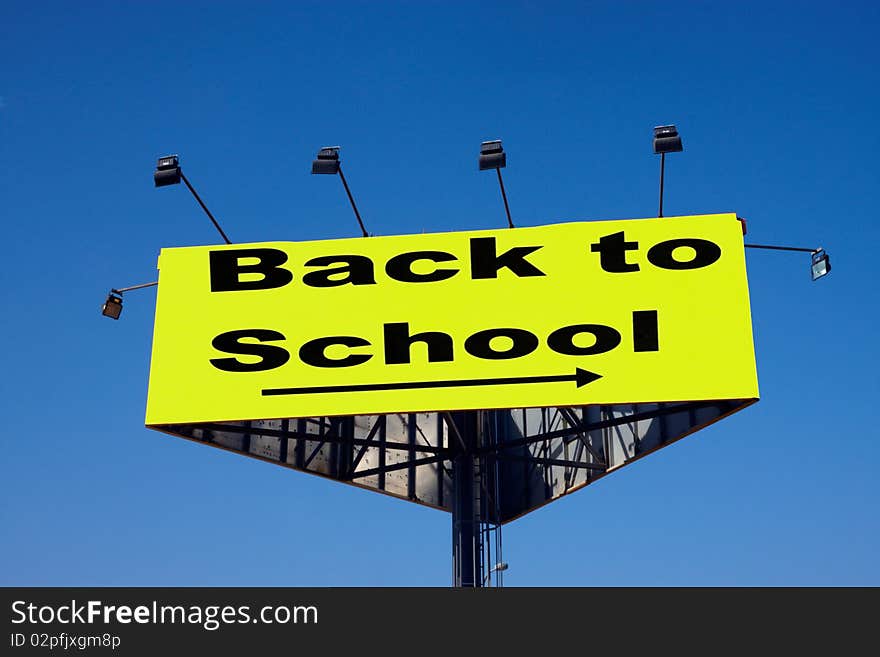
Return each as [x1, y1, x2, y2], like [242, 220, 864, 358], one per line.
[2, 1, 878, 586]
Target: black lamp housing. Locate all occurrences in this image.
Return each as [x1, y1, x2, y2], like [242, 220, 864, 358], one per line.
[653, 125, 683, 154]
[312, 147, 341, 175]
[479, 140, 506, 170]
[811, 249, 831, 281]
[154, 154, 181, 187]
[102, 291, 123, 320]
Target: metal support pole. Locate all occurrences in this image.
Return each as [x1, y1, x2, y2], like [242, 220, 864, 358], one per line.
[180, 172, 232, 244]
[496, 169, 514, 229]
[744, 244, 818, 253]
[658, 152, 666, 218]
[337, 166, 369, 237]
[451, 411, 483, 587]
[111, 281, 158, 294]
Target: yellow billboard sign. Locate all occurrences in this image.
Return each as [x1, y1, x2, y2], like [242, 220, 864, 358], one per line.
[146, 213, 758, 425]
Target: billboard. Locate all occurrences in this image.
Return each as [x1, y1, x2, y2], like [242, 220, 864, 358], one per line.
[146, 213, 757, 425]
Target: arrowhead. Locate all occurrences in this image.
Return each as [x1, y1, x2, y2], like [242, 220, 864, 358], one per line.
[575, 368, 602, 388]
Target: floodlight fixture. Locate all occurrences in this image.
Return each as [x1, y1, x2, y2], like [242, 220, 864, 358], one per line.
[744, 243, 832, 281]
[153, 154, 232, 244]
[482, 561, 509, 586]
[811, 249, 831, 280]
[653, 125, 683, 154]
[100, 281, 158, 320]
[102, 292, 123, 319]
[311, 146, 368, 237]
[478, 140, 514, 229]
[478, 140, 506, 170]
[153, 154, 181, 187]
[311, 146, 341, 175]
[653, 124, 683, 218]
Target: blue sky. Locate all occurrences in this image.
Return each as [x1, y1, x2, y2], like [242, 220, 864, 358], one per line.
[1, 1, 878, 586]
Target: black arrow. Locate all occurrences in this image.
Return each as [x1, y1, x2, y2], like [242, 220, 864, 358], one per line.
[261, 368, 601, 397]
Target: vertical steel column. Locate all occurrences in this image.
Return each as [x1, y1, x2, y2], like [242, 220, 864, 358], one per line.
[451, 411, 483, 587]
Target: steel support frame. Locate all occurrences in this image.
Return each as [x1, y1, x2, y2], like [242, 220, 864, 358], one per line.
[157, 398, 746, 586]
